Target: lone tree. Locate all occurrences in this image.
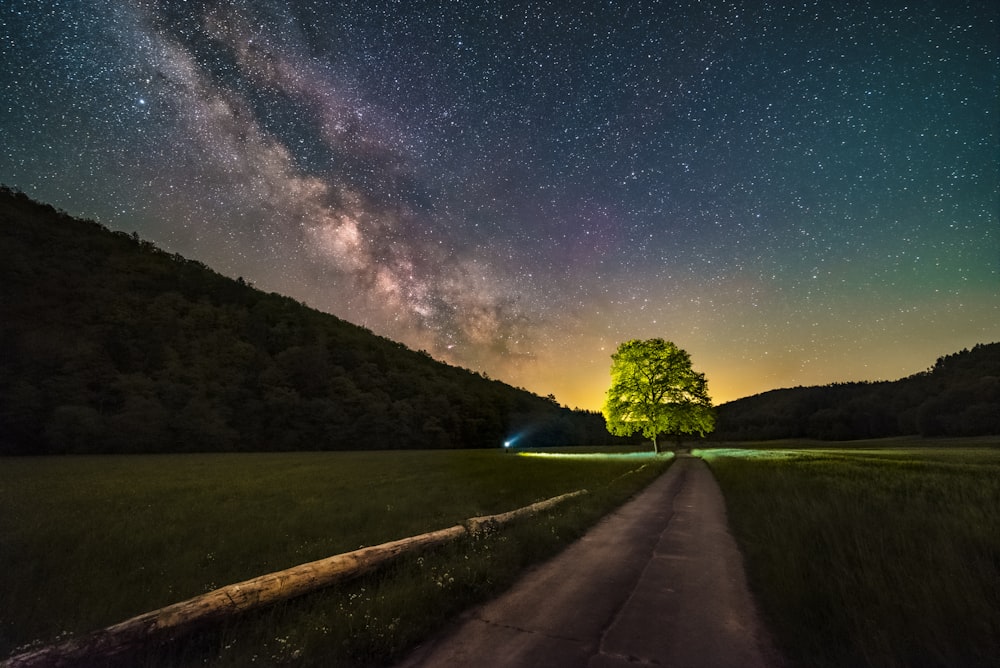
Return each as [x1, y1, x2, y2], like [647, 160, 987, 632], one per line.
[602, 339, 715, 453]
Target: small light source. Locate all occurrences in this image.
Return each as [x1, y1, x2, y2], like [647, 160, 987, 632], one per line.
[503, 434, 521, 450]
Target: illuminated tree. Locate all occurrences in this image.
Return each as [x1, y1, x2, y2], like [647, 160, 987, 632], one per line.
[602, 339, 715, 453]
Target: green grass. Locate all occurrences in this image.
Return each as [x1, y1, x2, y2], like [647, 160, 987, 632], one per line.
[699, 442, 1000, 668]
[0, 448, 673, 665]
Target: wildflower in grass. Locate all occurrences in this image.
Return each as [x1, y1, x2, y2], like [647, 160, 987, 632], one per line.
[272, 635, 303, 662]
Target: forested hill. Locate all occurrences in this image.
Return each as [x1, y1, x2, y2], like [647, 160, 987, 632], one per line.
[0, 187, 626, 454]
[714, 343, 1000, 441]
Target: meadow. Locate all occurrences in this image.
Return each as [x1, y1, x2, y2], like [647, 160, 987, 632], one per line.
[0, 448, 672, 666]
[700, 441, 1000, 668]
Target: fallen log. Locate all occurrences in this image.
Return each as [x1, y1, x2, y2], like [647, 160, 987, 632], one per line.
[3, 489, 587, 668]
[463, 489, 588, 534]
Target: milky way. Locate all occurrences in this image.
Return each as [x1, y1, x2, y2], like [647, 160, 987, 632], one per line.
[2, 0, 997, 409]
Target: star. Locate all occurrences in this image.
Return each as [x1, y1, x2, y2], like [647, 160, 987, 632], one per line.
[1, 0, 997, 409]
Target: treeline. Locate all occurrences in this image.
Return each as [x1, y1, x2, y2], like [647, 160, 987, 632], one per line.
[714, 343, 1000, 440]
[0, 187, 633, 454]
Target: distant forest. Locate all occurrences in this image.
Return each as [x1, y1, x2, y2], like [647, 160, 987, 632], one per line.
[2, 187, 996, 454]
[714, 342, 1000, 440]
[0, 187, 637, 455]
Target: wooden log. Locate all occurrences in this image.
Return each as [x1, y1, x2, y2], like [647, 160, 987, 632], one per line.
[3, 489, 588, 668]
[463, 489, 588, 534]
[3, 525, 466, 668]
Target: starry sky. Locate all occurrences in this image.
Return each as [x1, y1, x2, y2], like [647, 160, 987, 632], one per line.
[2, 0, 998, 410]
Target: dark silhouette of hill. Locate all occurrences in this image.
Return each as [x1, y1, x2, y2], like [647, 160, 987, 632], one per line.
[714, 343, 1000, 440]
[0, 186, 631, 454]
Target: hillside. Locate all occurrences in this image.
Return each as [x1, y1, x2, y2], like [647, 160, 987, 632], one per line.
[714, 343, 1000, 440]
[0, 187, 627, 454]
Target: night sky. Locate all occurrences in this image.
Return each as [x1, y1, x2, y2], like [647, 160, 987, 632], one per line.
[2, 0, 998, 410]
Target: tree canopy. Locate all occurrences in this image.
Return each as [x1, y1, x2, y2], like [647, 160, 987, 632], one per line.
[602, 339, 715, 453]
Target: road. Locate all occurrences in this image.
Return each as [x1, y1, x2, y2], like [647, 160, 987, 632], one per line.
[395, 455, 784, 668]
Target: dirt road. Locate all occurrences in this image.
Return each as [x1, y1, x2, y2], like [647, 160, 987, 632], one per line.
[396, 455, 783, 668]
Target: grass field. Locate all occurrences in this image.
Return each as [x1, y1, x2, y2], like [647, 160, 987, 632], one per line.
[700, 442, 1000, 668]
[0, 448, 672, 666]
[7, 441, 998, 667]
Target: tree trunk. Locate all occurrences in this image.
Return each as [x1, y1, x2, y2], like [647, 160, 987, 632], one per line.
[652, 434, 660, 454]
